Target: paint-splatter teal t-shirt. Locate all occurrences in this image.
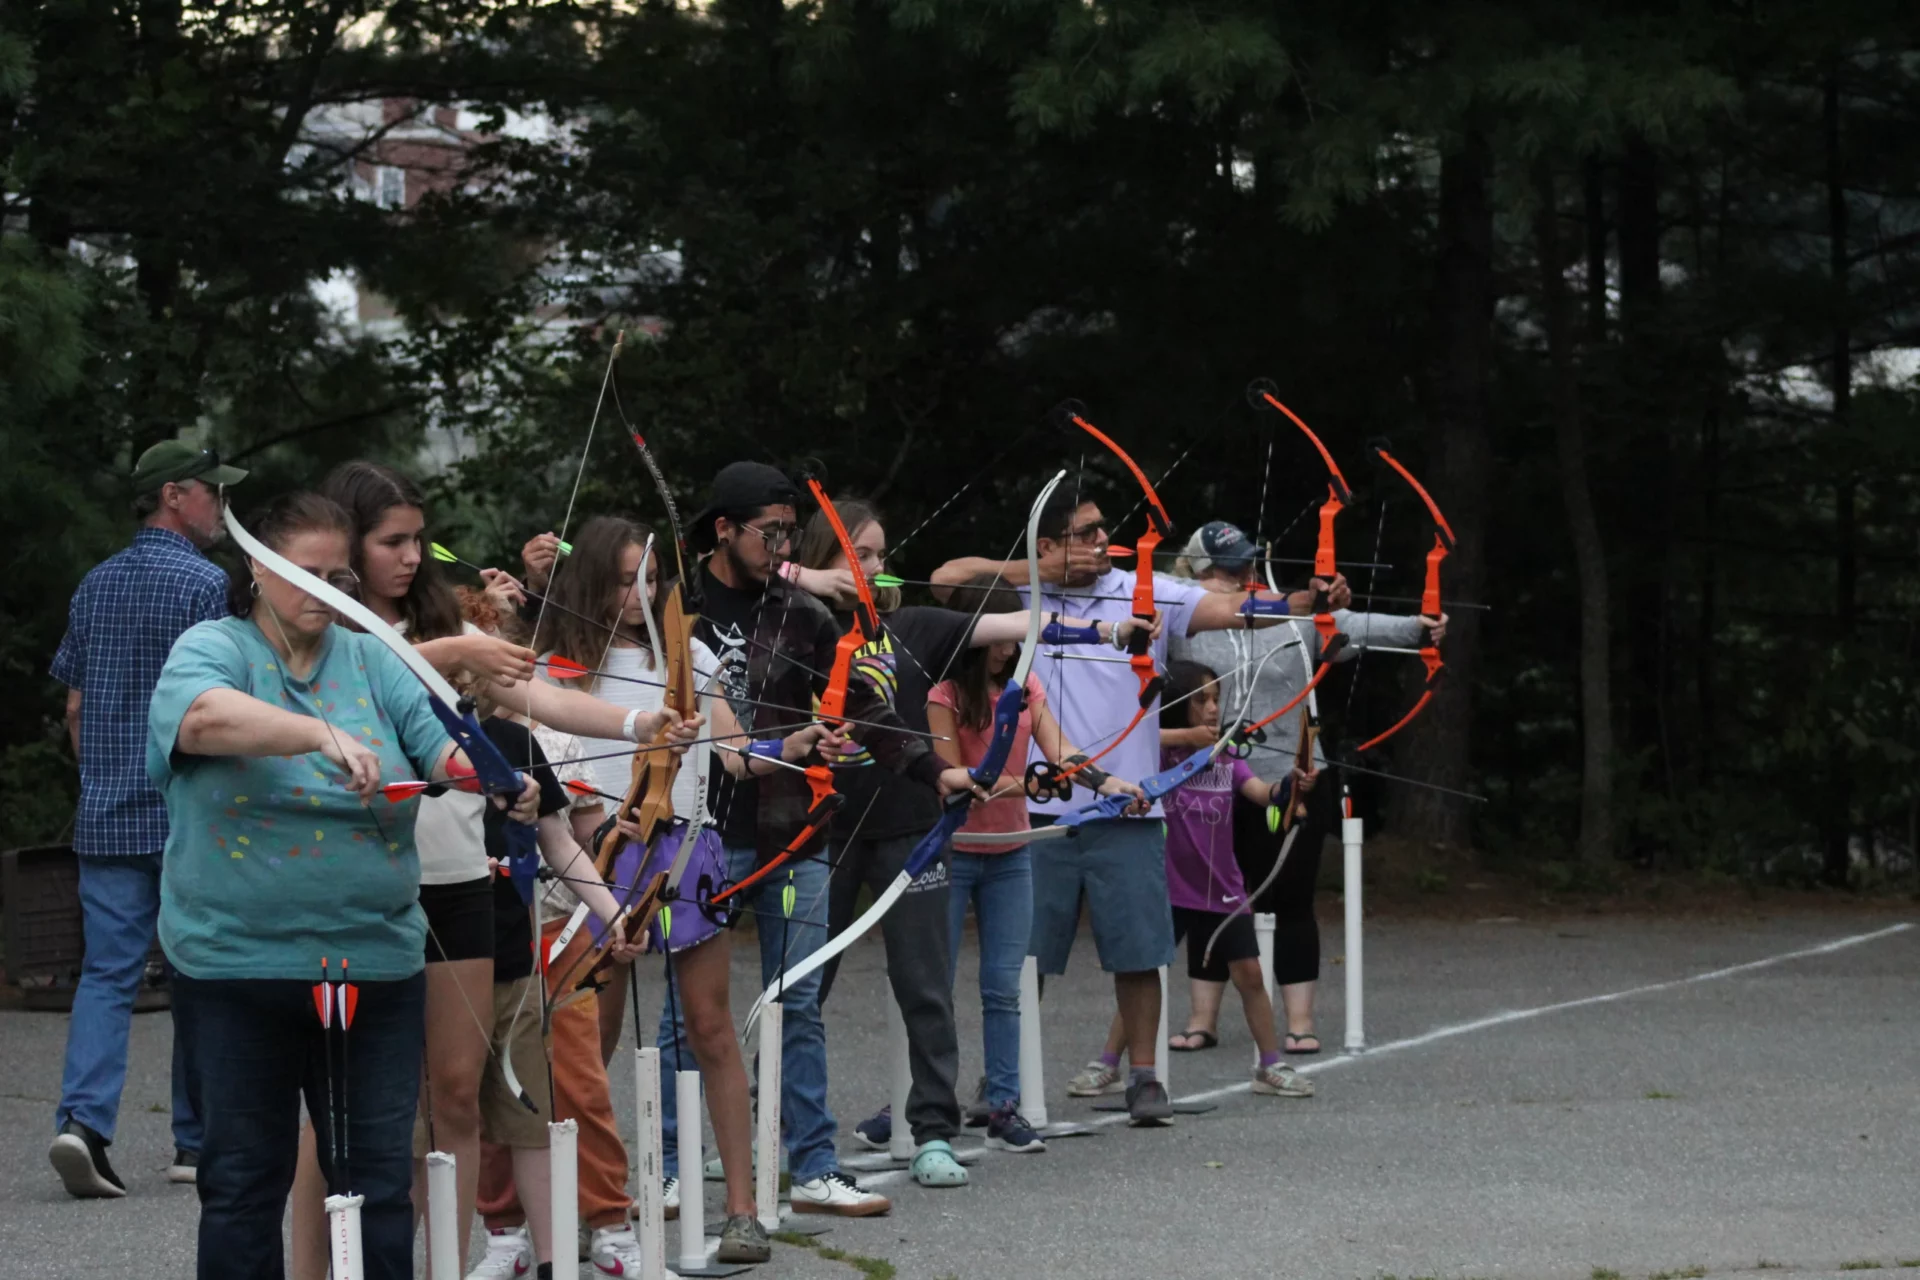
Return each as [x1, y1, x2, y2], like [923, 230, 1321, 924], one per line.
[149, 617, 450, 981]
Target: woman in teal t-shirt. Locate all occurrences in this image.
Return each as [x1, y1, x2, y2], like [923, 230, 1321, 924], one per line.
[149, 491, 537, 1280]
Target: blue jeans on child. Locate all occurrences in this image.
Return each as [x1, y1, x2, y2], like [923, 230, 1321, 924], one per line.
[656, 842, 838, 1182]
[54, 853, 203, 1151]
[947, 847, 1033, 1110]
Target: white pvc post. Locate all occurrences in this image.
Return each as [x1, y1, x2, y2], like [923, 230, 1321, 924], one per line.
[324, 1193, 366, 1280]
[1017, 955, 1048, 1128]
[754, 1005, 783, 1232]
[1254, 912, 1277, 1068]
[1342, 815, 1366, 1052]
[634, 1048, 667, 1280]
[1152, 965, 1170, 1089]
[424, 1151, 459, 1279]
[886, 990, 913, 1162]
[549, 1120, 580, 1280]
[675, 1071, 708, 1275]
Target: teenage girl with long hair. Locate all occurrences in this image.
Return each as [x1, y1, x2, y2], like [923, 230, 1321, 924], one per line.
[532, 513, 828, 1261]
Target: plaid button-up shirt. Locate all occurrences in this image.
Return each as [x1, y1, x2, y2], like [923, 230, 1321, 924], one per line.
[51, 527, 229, 856]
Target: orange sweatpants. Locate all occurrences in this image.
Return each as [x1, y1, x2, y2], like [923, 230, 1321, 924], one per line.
[477, 919, 632, 1231]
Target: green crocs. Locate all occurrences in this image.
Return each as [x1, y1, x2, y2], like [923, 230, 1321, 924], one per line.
[910, 1140, 969, 1188]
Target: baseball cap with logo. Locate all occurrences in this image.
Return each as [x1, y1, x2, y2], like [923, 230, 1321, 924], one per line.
[132, 442, 249, 494]
[1182, 520, 1257, 574]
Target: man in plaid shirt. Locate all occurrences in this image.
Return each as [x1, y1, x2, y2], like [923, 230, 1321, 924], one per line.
[46, 441, 246, 1199]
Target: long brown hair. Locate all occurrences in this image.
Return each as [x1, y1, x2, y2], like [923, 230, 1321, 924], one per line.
[532, 514, 658, 688]
[940, 574, 1025, 731]
[318, 461, 463, 641]
[797, 498, 903, 615]
[225, 493, 355, 619]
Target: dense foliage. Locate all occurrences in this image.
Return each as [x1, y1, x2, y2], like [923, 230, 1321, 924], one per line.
[6, 0, 1917, 884]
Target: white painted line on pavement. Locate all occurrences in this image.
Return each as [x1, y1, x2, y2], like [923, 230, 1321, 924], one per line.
[853, 920, 1912, 1187]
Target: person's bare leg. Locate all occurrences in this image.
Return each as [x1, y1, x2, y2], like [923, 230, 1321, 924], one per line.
[289, 1120, 329, 1280]
[596, 959, 631, 1068]
[419, 958, 495, 1275]
[1100, 1008, 1126, 1060]
[675, 935, 757, 1218]
[1113, 971, 1159, 1071]
[1228, 959, 1280, 1060]
[510, 1146, 554, 1265]
[1281, 980, 1318, 1045]
[1169, 978, 1225, 1047]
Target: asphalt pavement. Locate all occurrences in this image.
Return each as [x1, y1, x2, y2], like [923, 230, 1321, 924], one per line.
[3, 908, 1915, 1279]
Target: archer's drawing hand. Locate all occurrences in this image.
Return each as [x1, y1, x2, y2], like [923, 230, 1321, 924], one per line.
[794, 565, 861, 609]
[462, 634, 537, 685]
[318, 730, 385, 802]
[521, 532, 562, 592]
[478, 568, 528, 614]
[1099, 775, 1150, 816]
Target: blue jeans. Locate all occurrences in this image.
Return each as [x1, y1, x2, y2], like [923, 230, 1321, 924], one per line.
[948, 849, 1033, 1111]
[657, 843, 837, 1181]
[172, 971, 425, 1280]
[55, 853, 202, 1150]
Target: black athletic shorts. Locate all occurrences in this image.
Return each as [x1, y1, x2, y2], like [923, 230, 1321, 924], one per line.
[1170, 905, 1260, 982]
[420, 877, 495, 963]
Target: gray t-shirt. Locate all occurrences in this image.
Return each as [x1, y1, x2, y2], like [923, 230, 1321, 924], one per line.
[1170, 607, 1425, 784]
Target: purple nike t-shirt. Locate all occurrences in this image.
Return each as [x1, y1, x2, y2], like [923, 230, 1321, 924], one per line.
[1160, 746, 1256, 912]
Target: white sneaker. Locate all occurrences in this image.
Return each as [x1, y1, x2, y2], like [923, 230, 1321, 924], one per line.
[589, 1222, 647, 1277]
[465, 1226, 533, 1280]
[1251, 1061, 1315, 1097]
[662, 1174, 679, 1221]
[790, 1169, 891, 1217]
[1066, 1059, 1125, 1096]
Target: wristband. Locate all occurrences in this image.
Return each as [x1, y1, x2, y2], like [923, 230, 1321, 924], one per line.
[1040, 614, 1103, 646]
[1062, 753, 1109, 790]
[446, 754, 476, 782]
[778, 560, 803, 585]
[621, 709, 644, 743]
[748, 739, 784, 760]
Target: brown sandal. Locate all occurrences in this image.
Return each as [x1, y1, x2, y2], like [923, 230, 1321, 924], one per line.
[1284, 1031, 1321, 1055]
[1169, 1029, 1218, 1052]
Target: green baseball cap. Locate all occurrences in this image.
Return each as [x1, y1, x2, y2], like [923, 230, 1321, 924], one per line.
[132, 442, 249, 493]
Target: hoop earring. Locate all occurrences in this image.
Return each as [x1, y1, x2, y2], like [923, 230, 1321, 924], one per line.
[249, 580, 260, 598]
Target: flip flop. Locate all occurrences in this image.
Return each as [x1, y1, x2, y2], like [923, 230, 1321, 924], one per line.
[911, 1140, 969, 1188]
[1284, 1032, 1321, 1055]
[1168, 1029, 1218, 1052]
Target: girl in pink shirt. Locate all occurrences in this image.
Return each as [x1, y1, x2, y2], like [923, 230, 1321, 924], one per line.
[927, 577, 1143, 1151]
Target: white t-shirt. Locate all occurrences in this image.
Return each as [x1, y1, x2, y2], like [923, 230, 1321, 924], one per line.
[412, 622, 489, 886]
[533, 723, 598, 924]
[544, 640, 721, 823]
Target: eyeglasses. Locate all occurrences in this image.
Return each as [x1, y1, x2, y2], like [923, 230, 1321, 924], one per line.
[741, 521, 797, 549]
[1063, 520, 1110, 545]
[298, 568, 362, 596]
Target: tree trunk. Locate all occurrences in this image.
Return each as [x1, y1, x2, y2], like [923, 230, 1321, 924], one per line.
[1822, 68, 1855, 888]
[1387, 129, 1494, 851]
[1534, 161, 1615, 864]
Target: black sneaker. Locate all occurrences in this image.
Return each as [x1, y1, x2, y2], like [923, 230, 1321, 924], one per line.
[1125, 1078, 1173, 1127]
[852, 1104, 892, 1150]
[49, 1120, 127, 1198]
[963, 1075, 991, 1129]
[166, 1148, 199, 1184]
[984, 1104, 1047, 1154]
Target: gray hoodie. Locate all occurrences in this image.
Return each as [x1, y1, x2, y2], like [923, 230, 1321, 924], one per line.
[1170, 608, 1426, 784]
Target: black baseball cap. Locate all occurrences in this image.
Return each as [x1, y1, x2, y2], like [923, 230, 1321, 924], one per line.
[690, 461, 799, 550]
[132, 442, 249, 494]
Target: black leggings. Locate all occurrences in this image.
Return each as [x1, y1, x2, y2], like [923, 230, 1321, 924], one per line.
[1224, 786, 1330, 987]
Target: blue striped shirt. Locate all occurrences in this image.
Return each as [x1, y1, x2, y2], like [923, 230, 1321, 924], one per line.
[51, 527, 229, 856]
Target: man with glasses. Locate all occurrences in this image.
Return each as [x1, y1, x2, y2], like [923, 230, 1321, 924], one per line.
[932, 479, 1330, 1124]
[649, 461, 958, 1217]
[48, 440, 247, 1197]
